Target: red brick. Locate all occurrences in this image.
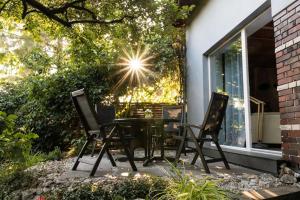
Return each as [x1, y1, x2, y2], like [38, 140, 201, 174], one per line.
[282, 142, 290, 150]
[278, 73, 285, 80]
[274, 9, 287, 21]
[288, 131, 300, 137]
[274, 19, 281, 27]
[288, 1, 300, 12]
[278, 88, 293, 96]
[282, 136, 297, 143]
[277, 53, 291, 63]
[277, 62, 284, 68]
[285, 55, 299, 65]
[287, 68, 300, 76]
[279, 96, 286, 102]
[289, 24, 300, 34]
[288, 118, 300, 124]
[277, 65, 291, 73]
[276, 51, 284, 57]
[290, 155, 300, 163]
[294, 99, 300, 106]
[295, 111, 300, 117]
[283, 149, 298, 156]
[281, 112, 295, 119]
[291, 61, 300, 68]
[282, 31, 298, 43]
[282, 9, 296, 21]
[280, 100, 294, 108]
[278, 77, 292, 85]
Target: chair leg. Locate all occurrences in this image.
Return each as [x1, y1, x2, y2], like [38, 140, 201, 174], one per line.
[174, 128, 187, 164]
[191, 141, 204, 165]
[72, 140, 90, 170]
[215, 141, 230, 169]
[174, 137, 185, 165]
[188, 129, 210, 173]
[123, 145, 137, 171]
[91, 141, 96, 157]
[90, 142, 108, 176]
[106, 149, 116, 167]
[160, 130, 165, 159]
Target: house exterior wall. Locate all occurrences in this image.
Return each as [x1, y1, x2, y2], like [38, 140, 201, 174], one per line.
[271, 0, 296, 16]
[273, 0, 300, 165]
[186, 0, 267, 124]
[186, 0, 300, 166]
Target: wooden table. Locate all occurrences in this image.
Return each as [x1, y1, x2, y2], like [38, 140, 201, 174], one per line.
[114, 118, 179, 166]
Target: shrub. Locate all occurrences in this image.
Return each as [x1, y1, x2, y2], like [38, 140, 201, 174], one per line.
[0, 169, 38, 199]
[0, 65, 114, 152]
[0, 111, 38, 163]
[45, 176, 168, 200]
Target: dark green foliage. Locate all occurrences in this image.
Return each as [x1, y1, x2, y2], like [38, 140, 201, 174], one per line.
[0, 65, 114, 152]
[46, 146, 62, 161]
[45, 176, 167, 200]
[0, 111, 38, 163]
[0, 170, 38, 199]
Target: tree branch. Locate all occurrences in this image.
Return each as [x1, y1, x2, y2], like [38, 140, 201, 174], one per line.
[25, 0, 72, 27]
[20, 0, 135, 28]
[21, 0, 28, 18]
[0, 0, 11, 14]
[69, 16, 134, 25]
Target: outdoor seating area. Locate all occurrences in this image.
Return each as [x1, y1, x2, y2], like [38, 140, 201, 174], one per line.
[4, 0, 300, 199]
[71, 88, 231, 177]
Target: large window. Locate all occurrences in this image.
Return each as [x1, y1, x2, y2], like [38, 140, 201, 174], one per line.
[211, 36, 246, 147]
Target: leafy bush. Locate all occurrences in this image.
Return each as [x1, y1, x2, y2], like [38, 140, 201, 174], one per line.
[0, 169, 38, 199]
[0, 65, 114, 152]
[46, 146, 62, 161]
[0, 111, 38, 163]
[45, 176, 167, 200]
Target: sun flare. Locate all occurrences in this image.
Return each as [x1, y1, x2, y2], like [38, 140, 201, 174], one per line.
[114, 46, 154, 90]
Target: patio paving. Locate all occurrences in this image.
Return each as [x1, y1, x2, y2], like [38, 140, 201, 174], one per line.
[66, 150, 261, 179]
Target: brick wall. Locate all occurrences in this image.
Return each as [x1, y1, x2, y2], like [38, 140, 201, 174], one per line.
[274, 0, 300, 165]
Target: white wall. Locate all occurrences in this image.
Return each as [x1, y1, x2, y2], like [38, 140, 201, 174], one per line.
[186, 0, 268, 125]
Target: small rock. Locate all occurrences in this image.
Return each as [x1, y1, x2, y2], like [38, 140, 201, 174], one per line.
[22, 189, 36, 200]
[280, 174, 297, 184]
[249, 179, 257, 186]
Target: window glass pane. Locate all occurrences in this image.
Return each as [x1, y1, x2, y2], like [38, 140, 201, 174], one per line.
[211, 36, 246, 147]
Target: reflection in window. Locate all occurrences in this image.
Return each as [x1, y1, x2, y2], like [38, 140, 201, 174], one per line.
[211, 36, 246, 147]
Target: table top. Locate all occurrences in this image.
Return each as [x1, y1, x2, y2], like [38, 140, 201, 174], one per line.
[114, 118, 179, 123]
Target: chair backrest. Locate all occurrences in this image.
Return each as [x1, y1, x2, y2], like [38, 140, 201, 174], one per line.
[71, 89, 99, 136]
[95, 104, 116, 125]
[162, 105, 184, 133]
[201, 92, 228, 139]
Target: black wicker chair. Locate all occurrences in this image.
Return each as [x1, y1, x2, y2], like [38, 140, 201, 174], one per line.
[174, 92, 230, 173]
[71, 89, 137, 176]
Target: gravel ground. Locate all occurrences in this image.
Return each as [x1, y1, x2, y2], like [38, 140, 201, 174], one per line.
[8, 151, 300, 199]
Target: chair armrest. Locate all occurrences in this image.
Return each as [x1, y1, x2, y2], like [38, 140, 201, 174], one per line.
[179, 123, 203, 129]
[88, 130, 101, 135]
[99, 122, 116, 128]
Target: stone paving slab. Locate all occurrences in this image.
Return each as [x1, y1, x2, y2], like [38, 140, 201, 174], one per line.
[65, 150, 261, 179]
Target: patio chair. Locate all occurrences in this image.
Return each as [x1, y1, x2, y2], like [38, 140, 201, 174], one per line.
[71, 89, 137, 176]
[151, 105, 184, 158]
[90, 105, 116, 157]
[174, 92, 230, 173]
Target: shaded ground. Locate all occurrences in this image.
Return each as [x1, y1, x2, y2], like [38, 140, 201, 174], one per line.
[27, 150, 290, 193]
